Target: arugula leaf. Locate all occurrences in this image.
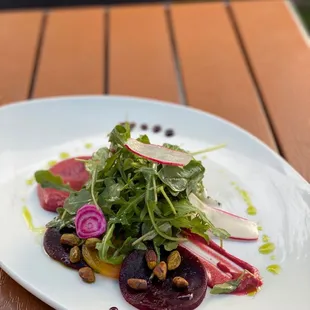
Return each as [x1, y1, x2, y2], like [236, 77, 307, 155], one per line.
[116, 193, 145, 225]
[162, 143, 187, 152]
[137, 134, 150, 144]
[34, 170, 72, 192]
[100, 181, 123, 202]
[85, 147, 109, 208]
[210, 271, 245, 294]
[164, 241, 179, 251]
[134, 242, 147, 250]
[85, 147, 109, 173]
[96, 224, 124, 265]
[157, 160, 205, 194]
[124, 222, 141, 238]
[211, 227, 231, 240]
[46, 208, 75, 230]
[144, 168, 186, 243]
[108, 124, 131, 148]
[63, 189, 92, 215]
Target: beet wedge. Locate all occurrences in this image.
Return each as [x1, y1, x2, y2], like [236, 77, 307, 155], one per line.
[37, 156, 91, 212]
[125, 138, 193, 166]
[183, 232, 263, 295]
[189, 193, 259, 241]
[119, 247, 208, 310]
[43, 227, 87, 270]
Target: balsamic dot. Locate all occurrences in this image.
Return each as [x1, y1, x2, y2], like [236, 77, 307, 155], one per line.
[165, 129, 175, 137]
[141, 124, 148, 130]
[109, 308, 118, 310]
[152, 125, 162, 133]
[130, 122, 136, 130]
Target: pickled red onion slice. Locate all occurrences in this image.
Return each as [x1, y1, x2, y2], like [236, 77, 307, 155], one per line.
[75, 204, 106, 239]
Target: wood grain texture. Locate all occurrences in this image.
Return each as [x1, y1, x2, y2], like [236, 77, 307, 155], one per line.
[0, 269, 51, 310]
[33, 7, 105, 98]
[232, 0, 310, 180]
[0, 11, 42, 105]
[109, 5, 179, 103]
[171, 2, 276, 149]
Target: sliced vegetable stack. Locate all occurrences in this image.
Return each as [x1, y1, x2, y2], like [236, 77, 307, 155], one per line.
[35, 123, 262, 310]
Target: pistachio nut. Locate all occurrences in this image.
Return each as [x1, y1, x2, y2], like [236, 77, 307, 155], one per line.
[127, 278, 148, 291]
[172, 276, 189, 289]
[167, 250, 181, 271]
[69, 246, 81, 263]
[85, 238, 101, 250]
[145, 250, 157, 270]
[78, 267, 95, 283]
[60, 233, 80, 247]
[153, 261, 167, 281]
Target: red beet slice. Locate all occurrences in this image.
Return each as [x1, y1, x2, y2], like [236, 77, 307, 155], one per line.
[43, 227, 87, 270]
[37, 156, 91, 212]
[119, 247, 208, 310]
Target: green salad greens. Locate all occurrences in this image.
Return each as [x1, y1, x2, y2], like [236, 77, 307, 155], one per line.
[35, 123, 229, 265]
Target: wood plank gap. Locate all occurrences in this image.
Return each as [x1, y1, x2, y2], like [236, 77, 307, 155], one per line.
[27, 10, 48, 99]
[226, 2, 280, 154]
[104, 7, 110, 94]
[165, 4, 187, 105]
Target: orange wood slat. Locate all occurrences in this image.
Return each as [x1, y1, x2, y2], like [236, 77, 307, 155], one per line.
[109, 5, 179, 103]
[0, 11, 43, 105]
[0, 269, 51, 310]
[171, 2, 276, 149]
[33, 7, 105, 98]
[232, 1, 310, 180]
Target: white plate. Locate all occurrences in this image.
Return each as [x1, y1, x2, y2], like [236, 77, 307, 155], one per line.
[0, 95, 310, 310]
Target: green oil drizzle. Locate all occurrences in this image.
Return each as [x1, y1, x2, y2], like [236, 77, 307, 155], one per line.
[84, 143, 93, 149]
[48, 160, 57, 167]
[26, 178, 34, 186]
[59, 152, 70, 159]
[22, 206, 46, 234]
[259, 242, 275, 254]
[262, 234, 270, 243]
[246, 205, 257, 215]
[232, 182, 257, 215]
[266, 264, 281, 275]
[270, 255, 276, 260]
[201, 155, 207, 160]
[257, 225, 263, 231]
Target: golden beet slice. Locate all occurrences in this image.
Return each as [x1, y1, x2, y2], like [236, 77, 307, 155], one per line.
[82, 245, 120, 279]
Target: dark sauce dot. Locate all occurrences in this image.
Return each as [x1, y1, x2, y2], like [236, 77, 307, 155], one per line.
[165, 128, 175, 137]
[152, 125, 162, 133]
[141, 124, 148, 130]
[130, 122, 136, 130]
[109, 307, 118, 310]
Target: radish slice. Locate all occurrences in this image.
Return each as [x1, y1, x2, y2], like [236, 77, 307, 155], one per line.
[182, 232, 263, 294]
[75, 204, 107, 239]
[125, 138, 193, 166]
[189, 193, 259, 240]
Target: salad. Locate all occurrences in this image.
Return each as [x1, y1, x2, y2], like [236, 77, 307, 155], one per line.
[34, 123, 263, 310]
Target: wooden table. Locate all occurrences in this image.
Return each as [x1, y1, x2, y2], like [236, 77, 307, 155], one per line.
[0, 0, 310, 308]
